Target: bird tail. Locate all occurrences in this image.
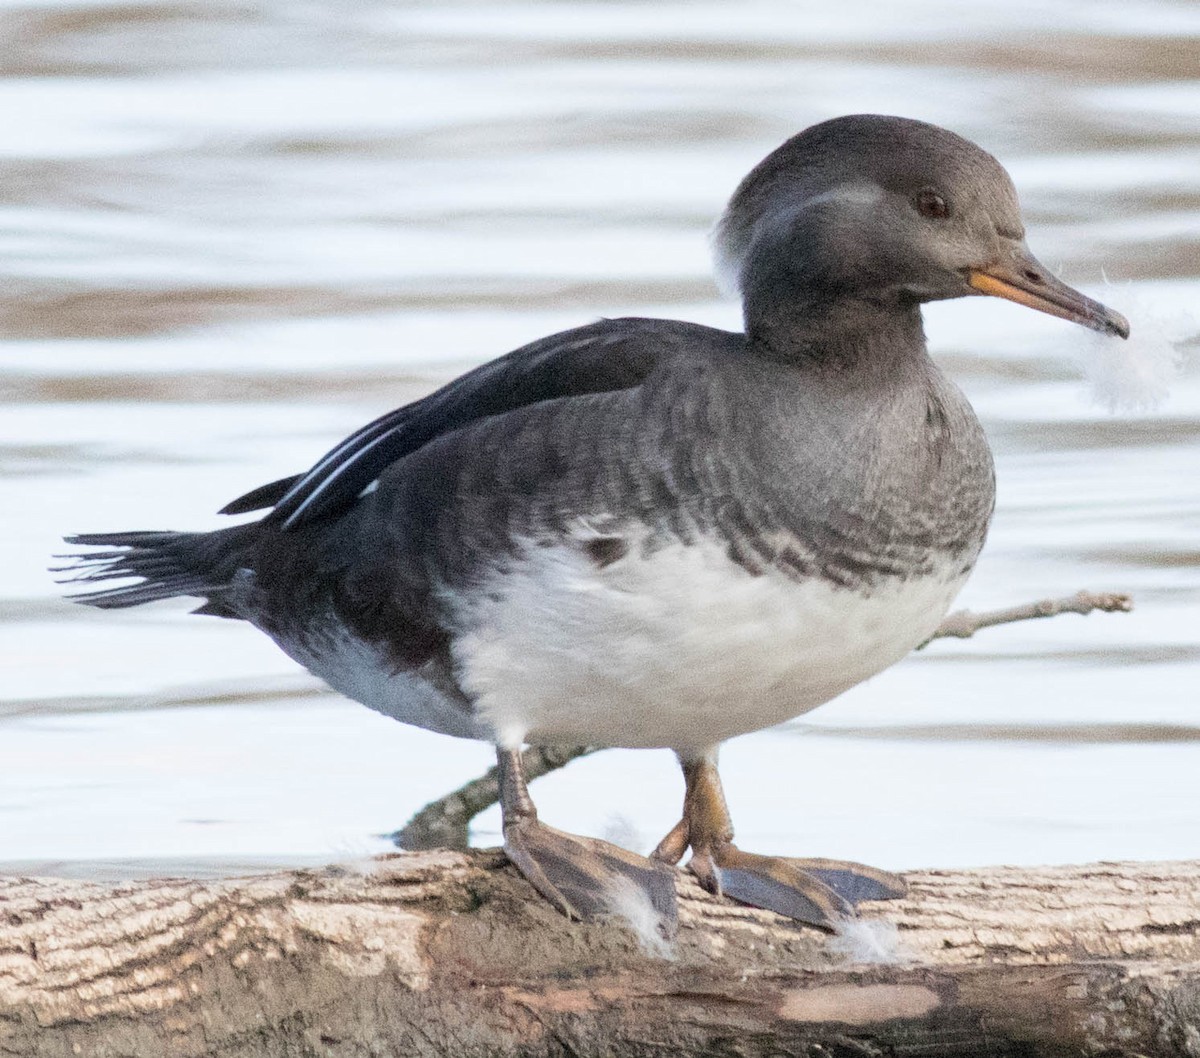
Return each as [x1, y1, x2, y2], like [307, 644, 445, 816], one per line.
[56, 526, 256, 614]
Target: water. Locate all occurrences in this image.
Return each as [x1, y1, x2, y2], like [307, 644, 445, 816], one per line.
[2, 0, 1198, 879]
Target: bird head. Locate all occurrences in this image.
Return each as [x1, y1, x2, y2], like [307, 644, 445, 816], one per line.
[715, 115, 1129, 340]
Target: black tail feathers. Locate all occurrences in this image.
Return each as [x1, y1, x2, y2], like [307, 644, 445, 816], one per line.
[56, 529, 243, 611]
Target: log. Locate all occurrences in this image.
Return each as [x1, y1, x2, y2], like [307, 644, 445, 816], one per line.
[2, 853, 1199, 1057]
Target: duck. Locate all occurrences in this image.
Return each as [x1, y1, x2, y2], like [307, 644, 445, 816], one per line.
[61, 114, 1128, 934]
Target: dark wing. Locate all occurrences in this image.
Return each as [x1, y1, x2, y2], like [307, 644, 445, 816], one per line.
[219, 475, 300, 515]
[220, 317, 701, 531]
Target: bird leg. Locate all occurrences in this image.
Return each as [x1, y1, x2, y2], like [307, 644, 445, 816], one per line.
[651, 752, 907, 931]
[497, 747, 678, 931]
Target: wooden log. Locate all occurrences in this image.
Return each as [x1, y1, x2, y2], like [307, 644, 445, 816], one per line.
[2, 852, 1198, 1057]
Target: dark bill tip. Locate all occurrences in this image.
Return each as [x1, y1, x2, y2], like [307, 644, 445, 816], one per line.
[967, 256, 1130, 340]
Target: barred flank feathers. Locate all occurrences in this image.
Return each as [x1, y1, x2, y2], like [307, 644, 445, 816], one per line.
[56, 527, 252, 612]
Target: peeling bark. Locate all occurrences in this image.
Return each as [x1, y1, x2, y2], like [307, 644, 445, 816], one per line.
[2, 853, 1199, 1057]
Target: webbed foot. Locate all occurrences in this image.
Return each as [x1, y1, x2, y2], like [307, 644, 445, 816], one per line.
[655, 752, 907, 930]
[787, 856, 908, 905]
[496, 746, 678, 934]
[690, 842, 849, 929]
[505, 817, 678, 930]
[690, 843, 905, 930]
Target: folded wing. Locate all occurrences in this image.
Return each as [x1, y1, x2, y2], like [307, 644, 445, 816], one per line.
[221, 318, 683, 529]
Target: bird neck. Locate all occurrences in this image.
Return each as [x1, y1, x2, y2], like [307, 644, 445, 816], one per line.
[743, 288, 928, 379]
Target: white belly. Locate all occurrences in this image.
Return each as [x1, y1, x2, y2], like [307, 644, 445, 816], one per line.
[452, 534, 968, 753]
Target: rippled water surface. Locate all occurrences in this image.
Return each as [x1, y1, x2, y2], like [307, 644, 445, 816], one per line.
[2, 0, 1198, 877]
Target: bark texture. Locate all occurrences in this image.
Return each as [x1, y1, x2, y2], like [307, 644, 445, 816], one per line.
[2, 852, 1199, 1057]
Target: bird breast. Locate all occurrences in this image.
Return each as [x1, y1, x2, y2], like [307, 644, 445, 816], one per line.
[450, 531, 969, 752]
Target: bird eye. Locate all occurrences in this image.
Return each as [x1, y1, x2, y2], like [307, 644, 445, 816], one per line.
[915, 189, 950, 219]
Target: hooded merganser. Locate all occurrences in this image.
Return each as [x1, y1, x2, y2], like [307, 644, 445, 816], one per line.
[62, 115, 1128, 933]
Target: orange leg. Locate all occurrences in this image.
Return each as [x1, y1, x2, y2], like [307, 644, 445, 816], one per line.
[652, 751, 906, 931]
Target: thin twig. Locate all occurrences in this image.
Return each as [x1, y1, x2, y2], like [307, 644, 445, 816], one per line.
[391, 588, 1133, 850]
[391, 744, 594, 850]
[924, 589, 1132, 645]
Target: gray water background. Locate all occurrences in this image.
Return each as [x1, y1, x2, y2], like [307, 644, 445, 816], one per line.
[1, 0, 1198, 878]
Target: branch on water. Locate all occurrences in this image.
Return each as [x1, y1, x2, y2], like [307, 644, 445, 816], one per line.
[392, 588, 1134, 851]
[923, 588, 1132, 645]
